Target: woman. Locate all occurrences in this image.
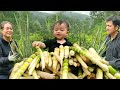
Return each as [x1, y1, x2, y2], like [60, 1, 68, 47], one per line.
[0, 21, 18, 79]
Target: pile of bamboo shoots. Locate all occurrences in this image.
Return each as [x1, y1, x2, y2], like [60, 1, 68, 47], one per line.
[9, 43, 120, 79]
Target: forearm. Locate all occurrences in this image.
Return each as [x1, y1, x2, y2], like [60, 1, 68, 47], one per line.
[0, 46, 10, 64]
[32, 41, 46, 48]
[0, 57, 10, 64]
[109, 60, 116, 68]
[108, 57, 120, 70]
[40, 42, 46, 48]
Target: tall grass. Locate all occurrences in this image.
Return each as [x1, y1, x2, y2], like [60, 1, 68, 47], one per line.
[14, 13, 33, 58]
[12, 11, 108, 59]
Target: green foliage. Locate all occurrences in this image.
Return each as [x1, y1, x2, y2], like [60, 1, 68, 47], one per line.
[0, 11, 119, 58]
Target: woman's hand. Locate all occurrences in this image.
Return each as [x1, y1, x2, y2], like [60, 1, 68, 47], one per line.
[8, 51, 18, 61]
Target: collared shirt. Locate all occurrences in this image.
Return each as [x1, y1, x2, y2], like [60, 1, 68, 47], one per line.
[105, 32, 120, 70]
[43, 38, 73, 52]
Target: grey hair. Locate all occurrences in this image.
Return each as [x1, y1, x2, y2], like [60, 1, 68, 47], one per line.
[0, 21, 13, 29]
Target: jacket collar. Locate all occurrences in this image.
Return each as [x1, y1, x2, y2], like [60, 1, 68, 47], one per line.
[0, 33, 12, 44]
[107, 31, 120, 41]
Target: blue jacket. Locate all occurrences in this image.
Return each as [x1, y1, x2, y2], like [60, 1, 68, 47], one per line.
[0, 34, 17, 79]
[103, 32, 120, 71]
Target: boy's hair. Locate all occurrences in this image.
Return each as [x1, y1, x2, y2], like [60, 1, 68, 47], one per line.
[52, 20, 69, 31]
[0, 21, 13, 29]
[106, 15, 120, 27]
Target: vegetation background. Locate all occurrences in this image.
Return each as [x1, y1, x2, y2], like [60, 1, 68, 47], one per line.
[1, 11, 119, 58]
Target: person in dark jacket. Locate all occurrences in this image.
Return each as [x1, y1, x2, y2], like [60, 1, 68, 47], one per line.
[103, 15, 120, 71]
[32, 20, 79, 76]
[0, 21, 19, 79]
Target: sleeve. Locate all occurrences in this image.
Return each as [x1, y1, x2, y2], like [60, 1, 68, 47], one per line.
[43, 39, 51, 49]
[68, 41, 73, 46]
[0, 45, 9, 64]
[108, 44, 120, 70]
[67, 40, 73, 46]
[108, 57, 120, 70]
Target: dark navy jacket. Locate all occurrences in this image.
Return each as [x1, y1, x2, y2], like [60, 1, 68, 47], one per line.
[0, 34, 15, 78]
[103, 32, 120, 71]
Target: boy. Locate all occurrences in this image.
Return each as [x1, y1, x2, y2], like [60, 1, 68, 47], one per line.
[32, 20, 72, 52]
[32, 20, 79, 75]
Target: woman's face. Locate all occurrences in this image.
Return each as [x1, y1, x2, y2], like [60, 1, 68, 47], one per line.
[2, 23, 13, 38]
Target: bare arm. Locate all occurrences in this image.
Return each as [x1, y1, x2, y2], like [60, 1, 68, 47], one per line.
[32, 41, 46, 48]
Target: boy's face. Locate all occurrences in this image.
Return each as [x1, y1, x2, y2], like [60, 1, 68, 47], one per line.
[53, 23, 69, 40]
[106, 21, 118, 35]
